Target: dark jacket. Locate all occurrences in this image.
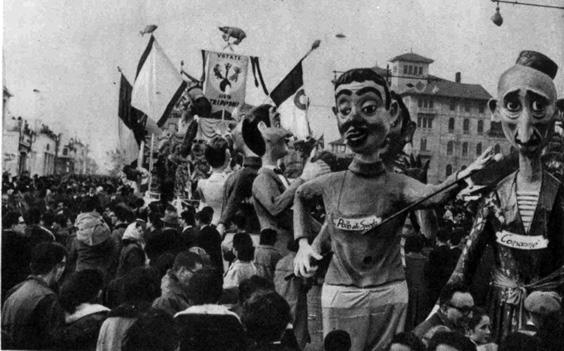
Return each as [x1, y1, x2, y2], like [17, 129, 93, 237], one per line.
[195, 225, 223, 274]
[152, 271, 191, 316]
[1, 229, 31, 302]
[413, 310, 456, 340]
[56, 304, 109, 350]
[145, 227, 178, 263]
[116, 239, 145, 278]
[254, 244, 282, 282]
[1, 275, 65, 349]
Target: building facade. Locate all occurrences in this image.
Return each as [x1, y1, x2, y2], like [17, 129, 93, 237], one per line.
[29, 125, 59, 176]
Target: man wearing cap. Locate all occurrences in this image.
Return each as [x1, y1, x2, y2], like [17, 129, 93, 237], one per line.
[293, 68, 497, 350]
[446, 50, 564, 342]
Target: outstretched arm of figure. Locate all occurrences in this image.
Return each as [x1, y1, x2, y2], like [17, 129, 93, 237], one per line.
[253, 175, 305, 217]
[293, 178, 326, 277]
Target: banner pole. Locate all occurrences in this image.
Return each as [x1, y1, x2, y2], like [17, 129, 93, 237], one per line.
[148, 133, 155, 192]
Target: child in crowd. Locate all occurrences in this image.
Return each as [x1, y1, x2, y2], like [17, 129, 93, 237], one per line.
[254, 228, 282, 281]
[223, 233, 258, 289]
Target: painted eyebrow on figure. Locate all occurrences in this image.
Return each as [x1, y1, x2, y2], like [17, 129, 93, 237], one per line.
[502, 90, 520, 101]
[526, 90, 550, 103]
[355, 87, 383, 100]
[335, 89, 352, 101]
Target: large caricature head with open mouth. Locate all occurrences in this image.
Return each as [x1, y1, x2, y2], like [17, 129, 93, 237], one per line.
[489, 51, 558, 157]
[333, 68, 399, 158]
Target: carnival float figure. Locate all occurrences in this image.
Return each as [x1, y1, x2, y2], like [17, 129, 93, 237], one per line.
[445, 51, 564, 341]
[292, 68, 498, 350]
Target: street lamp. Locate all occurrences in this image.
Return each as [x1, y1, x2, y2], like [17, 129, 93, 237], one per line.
[490, 0, 564, 27]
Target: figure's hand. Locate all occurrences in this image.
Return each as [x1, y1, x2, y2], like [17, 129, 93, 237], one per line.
[293, 239, 322, 278]
[458, 146, 502, 180]
[403, 154, 430, 183]
[217, 223, 226, 236]
[300, 149, 331, 182]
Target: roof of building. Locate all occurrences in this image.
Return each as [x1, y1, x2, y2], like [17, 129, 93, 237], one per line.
[389, 53, 434, 64]
[401, 76, 492, 100]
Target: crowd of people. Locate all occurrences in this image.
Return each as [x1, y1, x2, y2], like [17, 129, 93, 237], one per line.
[2, 50, 564, 351]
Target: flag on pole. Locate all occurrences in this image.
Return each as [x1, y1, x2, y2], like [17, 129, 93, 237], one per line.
[270, 61, 311, 140]
[118, 73, 144, 164]
[131, 35, 187, 128]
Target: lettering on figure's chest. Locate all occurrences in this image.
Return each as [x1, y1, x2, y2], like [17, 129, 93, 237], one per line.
[496, 230, 549, 250]
[333, 215, 382, 232]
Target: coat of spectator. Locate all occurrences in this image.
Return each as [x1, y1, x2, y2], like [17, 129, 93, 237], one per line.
[254, 228, 283, 281]
[224, 232, 258, 289]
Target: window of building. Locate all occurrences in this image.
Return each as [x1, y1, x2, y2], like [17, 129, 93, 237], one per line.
[46, 144, 50, 151]
[63, 148, 68, 156]
[418, 66, 423, 75]
[447, 141, 454, 155]
[462, 142, 468, 156]
[448, 118, 455, 132]
[446, 164, 453, 177]
[479, 103, 485, 113]
[463, 119, 470, 134]
[418, 98, 423, 108]
[404, 65, 408, 74]
[417, 115, 422, 128]
[465, 102, 470, 112]
[494, 144, 501, 154]
[429, 99, 434, 108]
[420, 138, 427, 151]
[450, 99, 456, 111]
[418, 113, 435, 129]
[476, 143, 482, 155]
[477, 120, 484, 134]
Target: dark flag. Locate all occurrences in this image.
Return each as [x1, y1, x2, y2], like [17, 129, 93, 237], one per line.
[118, 73, 146, 144]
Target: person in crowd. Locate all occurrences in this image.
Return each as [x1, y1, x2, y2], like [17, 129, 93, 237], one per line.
[1, 211, 31, 302]
[243, 104, 330, 254]
[425, 226, 457, 303]
[232, 275, 275, 316]
[254, 228, 283, 281]
[242, 290, 297, 351]
[178, 207, 197, 250]
[465, 307, 495, 351]
[71, 195, 117, 282]
[196, 136, 231, 225]
[144, 210, 163, 263]
[498, 332, 540, 351]
[26, 206, 56, 247]
[293, 68, 497, 350]
[1, 242, 67, 349]
[52, 212, 71, 245]
[521, 290, 562, 336]
[388, 331, 426, 351]
[427, 331, 477, 351]
[194, 207, 224, 273]
[404, 233, 431, 330]
[116, 220, 147, 278]
[175, 268, 246, 351]
[57, 269, 109, 350]
[222, 211, 250, 267]
[224, 232, 258, 289]
[324, 330, 352, 351]
[445, 51, 564, 342]
[274, 239, 311, 349]
[149, 205, 180, 258]
[414, 282, 475, 339]
[122, 308, 178, 351]
[217, 114, 262, 236]
[152, 251, 204, 316]
[96, 266, 160, 351]
[110, 203, 134, 251]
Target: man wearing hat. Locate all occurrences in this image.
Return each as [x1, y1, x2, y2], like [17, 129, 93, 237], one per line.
[446, 50, 564, 342]
[145, 206, 179, 264]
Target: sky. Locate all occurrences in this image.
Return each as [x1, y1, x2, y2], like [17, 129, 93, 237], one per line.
[3, 0, 564, 172]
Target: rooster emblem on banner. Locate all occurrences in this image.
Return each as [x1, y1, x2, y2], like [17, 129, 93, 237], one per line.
[213, 62, 242, 93]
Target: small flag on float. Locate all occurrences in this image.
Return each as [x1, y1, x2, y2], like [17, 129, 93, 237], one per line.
[270, 61, 311, 140]
[131, 35, 187, 129]
[118, 73, 144, 164]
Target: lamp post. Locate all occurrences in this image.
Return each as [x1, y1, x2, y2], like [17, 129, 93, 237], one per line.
[490, 0, 564, 26]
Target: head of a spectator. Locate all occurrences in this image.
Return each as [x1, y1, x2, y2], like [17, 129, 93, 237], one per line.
[160, 206, 178, 228]
[238, 275, 274, 305]
[59, 269, 104, 314]
[4, 211, 27, 234]
[122, 308, 178, 351]
[324, 329, 352, 351]
[53, 212, 68, 231]
[187, 247, 212, 266]
[195, 207, 213, 227]
[179, 207, 195, 228]
[122, 266, 161, 304]
[41, 211, 55, 228]
[114, 203, 134, 224]
[233, 232, 254, 262]
[172, 252, 204, 290]
[185, 268, 223, 305]
[123, 221, 145, 246]
[259, 228, 277, 247]
[404, 234, 425, 254]
[27, 207, 42, 225]
[388, 331, 426, 351]
[30, 242, 67, 287]
[428, 331, 476, 351]
[242, 290, 291, 345]
[465, 307, 491, 345]
[499, 332, 540, 351]
[232, 212, 247, 232]
[205, 136, 230, 171]
[147, 211, 163, 231]
[436, 226, 451, 246]
[401, 216, 417, 237]
[439, 282, 474, 329]
[524, 290, 562, 329]
[80, 195, 100, 213]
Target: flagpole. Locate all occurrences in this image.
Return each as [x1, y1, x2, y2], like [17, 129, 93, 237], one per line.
[148, 133, 155, 192]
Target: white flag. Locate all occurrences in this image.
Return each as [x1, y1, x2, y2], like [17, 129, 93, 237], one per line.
[117, 118, 139, 165]
[131, 35, 186, 127]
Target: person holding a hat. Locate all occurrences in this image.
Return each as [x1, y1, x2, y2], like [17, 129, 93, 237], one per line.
[445, 51, 564, 342]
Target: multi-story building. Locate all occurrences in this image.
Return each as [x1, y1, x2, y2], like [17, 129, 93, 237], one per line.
[29, 124, 59, 176]
[388, 53, 509, 183]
